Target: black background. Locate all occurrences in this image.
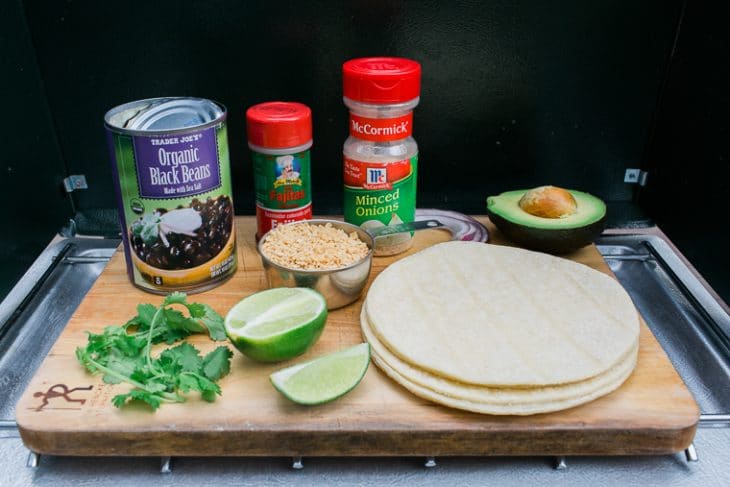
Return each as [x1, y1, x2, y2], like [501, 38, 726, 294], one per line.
[1, 0, 728, 302]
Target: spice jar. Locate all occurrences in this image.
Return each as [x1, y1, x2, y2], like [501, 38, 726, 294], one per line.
[246, 102, 313, 239]
[342, 57, 421, 255]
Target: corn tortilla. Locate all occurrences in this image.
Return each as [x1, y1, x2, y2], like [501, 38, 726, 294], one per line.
[361, 305, 637, 408]
[369, 342, 637, 416]
[365, 241, 640, 387]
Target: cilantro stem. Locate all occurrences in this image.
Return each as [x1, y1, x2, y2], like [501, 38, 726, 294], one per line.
[83, 356, 181, 403]
[145, 305, 166, 374]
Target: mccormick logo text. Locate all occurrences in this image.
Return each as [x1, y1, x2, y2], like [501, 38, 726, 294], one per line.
[351, 119, 409, 138]
[367, 167, 387, 185]
[348, 113, 413, 141]
[364, 167, 391, 190]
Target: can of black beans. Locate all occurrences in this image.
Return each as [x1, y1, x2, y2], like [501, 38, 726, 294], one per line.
[105, 97, 237, 294]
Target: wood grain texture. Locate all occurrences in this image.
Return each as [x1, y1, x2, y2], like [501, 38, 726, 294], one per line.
[15, 217, 699, 457]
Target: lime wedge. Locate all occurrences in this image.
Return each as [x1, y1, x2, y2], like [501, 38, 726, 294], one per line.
[270, 343, 370, 405]
[225, 288, 327, 362]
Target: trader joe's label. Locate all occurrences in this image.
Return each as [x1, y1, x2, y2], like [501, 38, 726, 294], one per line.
[133, 127, 222, 198]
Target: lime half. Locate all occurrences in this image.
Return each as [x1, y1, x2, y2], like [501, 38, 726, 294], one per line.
[225, 288, 327, 362]
[270, 343, 371, 405]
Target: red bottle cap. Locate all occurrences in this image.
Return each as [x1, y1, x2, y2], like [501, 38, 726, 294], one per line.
[343, 57, 421, 104]
[246, 102, 312, 149]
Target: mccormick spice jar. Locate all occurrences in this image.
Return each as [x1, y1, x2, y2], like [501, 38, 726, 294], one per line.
[105, 97, 237, 294]
[246, 102, 313, 239]
[342, 57, 421, 255]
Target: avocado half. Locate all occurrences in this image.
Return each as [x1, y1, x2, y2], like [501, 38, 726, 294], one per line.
[486, 189, 606, 254]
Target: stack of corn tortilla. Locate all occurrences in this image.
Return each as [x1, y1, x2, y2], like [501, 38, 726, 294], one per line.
[360, 241, 640, 415]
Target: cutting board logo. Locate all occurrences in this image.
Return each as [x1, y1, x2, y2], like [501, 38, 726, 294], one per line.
[32, 384, 94, 411]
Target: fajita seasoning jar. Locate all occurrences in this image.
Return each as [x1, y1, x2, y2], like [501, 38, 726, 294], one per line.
[246, 102, 313, 239]
[105, 97, 237, 294]
[342, 57, 421, 256]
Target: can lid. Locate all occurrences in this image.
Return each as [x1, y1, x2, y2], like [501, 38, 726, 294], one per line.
[105, 97, 225, 132]
[343, 57, 421, 104]
[246, 102, 312, 149]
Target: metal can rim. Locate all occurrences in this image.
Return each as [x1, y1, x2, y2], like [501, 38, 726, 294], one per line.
[103, 97, 227, 136]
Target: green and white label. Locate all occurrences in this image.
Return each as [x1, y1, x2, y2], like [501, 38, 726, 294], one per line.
[253, 150, 311, 210]
[343, 154, 418, 228]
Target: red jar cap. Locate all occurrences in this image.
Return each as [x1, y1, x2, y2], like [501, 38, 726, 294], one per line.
[343, 57, 421, 104]
[246, 102, 312, 149]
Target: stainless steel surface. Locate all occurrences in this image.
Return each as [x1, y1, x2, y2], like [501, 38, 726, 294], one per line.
[368, 219, 444, 238]
[365, 218, 445, 256]
[0, 238, 118, 421]
[25, 451, 39, 469]
[685, 443, 699, 462]
[1, 231, 730, 486]
[597, 235, 730, 423]
[369, 209, 489, 255]
[701, 414, 730, 426]
[160, 456, 172, 474]
[554, 456, 568, 470]
[258, 219, 374, 310]
[415, 209, 489, 242]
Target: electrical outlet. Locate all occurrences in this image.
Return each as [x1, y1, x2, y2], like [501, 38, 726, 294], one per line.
[624, 168, 641, 183]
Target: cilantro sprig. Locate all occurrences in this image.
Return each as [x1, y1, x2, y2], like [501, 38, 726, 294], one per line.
[75, 292, 232, 411]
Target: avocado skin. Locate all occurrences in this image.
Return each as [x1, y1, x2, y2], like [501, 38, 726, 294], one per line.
[486, 208, 606, 254]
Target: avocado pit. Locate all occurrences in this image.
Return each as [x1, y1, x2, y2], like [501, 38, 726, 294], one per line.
[518, 186, 577, 219]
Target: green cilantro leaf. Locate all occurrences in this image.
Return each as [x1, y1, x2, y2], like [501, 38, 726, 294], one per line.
[164, 292, 188, 306]
[165, 342, 203, 372]
[133, 303, 158, 329]
[183, 373, 222, 402]
[163, 308, 206, 333]
[196, 304, 227, 341]
[102, 355, 138, 384]
[75, 292, 231, 412]
[200, 388, 219, 403]
[113, 390, 164, 410]
[177, 373, 201, 393]
[185, 302, 206, 318]
[196, 376, 221, 402]
[202, 346, 233, 381]
[159, 327, 192, 345]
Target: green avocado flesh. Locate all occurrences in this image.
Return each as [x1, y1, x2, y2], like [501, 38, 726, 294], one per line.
[486, 189, 606, 230]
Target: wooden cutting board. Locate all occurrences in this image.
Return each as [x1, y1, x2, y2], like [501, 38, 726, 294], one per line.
[15, 216, 699, 457]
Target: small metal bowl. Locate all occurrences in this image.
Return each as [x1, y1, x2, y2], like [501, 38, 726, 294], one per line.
[257, 219, 374, 310]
